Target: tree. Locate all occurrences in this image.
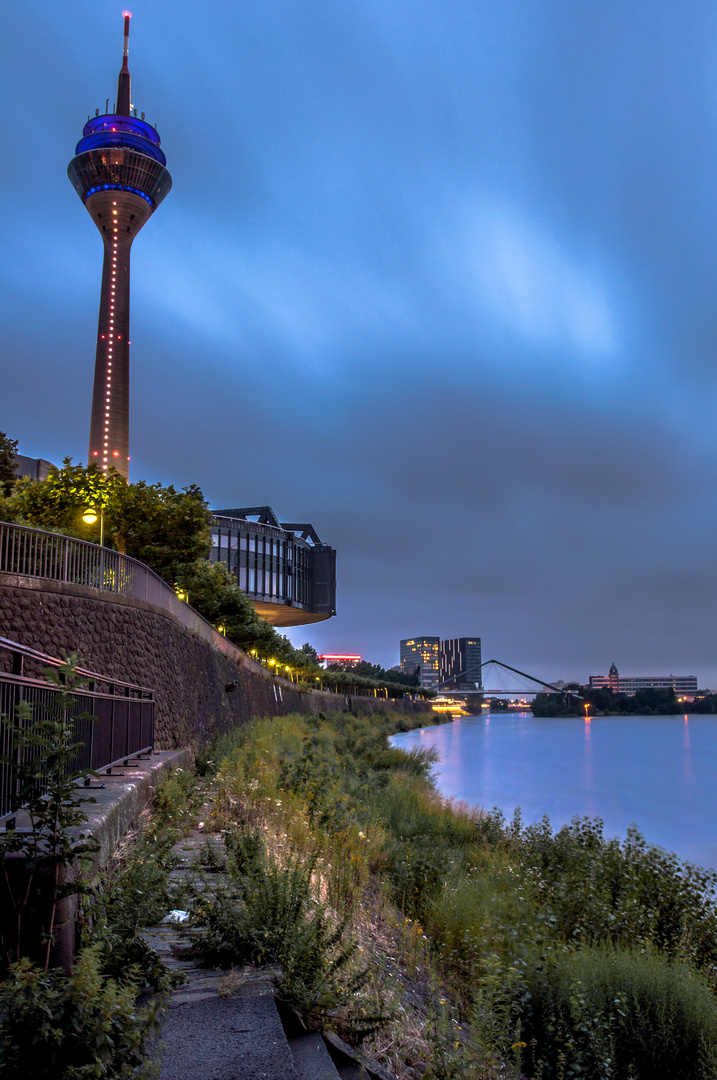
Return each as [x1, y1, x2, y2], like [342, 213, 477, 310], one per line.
[298, 643, 319, 665]
[6, 460, 213, 583]
[7, 459, 117, 536]
[4, 459, 316, 670]
[106, 480, 212, 581]
[176, 560, 307, 666]
[0, 431, 19, 497]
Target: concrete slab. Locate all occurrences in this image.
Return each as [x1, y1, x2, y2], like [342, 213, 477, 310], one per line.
[290, 1031, 341, 1080]
[159, 995, 299, 1080]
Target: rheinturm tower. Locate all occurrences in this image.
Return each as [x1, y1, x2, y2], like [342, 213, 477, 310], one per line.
[67, 12, 171, 479]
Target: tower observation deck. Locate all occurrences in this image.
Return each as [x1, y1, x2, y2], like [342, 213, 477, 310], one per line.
[67, 12, 171, 479]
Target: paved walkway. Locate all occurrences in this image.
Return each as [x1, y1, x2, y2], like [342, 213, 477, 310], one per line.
[140, 830, 394, 1080]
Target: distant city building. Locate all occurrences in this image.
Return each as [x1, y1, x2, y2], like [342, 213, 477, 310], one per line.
[210, 507, 336, 628]
[589, 664, 697, 696]
[400, 637, 440, 690]
[319, 654, 361, 666]
[439, 638, 483, 690]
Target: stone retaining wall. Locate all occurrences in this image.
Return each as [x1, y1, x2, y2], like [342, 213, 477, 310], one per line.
[0, 574, 431, 749]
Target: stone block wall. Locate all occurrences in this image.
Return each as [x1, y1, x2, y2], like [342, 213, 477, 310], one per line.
[0, 574, 431, 748]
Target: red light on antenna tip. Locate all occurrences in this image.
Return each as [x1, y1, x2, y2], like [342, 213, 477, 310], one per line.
[122, 11, 132, 18]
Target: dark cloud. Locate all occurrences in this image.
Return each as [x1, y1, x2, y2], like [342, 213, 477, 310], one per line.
[3, 0, 717, 684]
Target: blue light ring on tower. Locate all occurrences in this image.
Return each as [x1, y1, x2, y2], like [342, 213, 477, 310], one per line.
[82, 113, 162, 146]
[83, 184, 155, 206]
[75, 131, 166, 165]
[67, 149, 172, 209]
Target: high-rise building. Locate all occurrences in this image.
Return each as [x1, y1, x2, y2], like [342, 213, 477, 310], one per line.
[439, 637, 482, 690]
[400, 637, 440, 690]
[68, 12, 172, 479]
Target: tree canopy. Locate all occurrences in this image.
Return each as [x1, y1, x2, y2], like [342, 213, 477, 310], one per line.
[0, 460, 314, 671]
[0, 431, 18, 497]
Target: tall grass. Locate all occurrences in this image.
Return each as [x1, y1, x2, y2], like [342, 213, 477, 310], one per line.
[199, 709, 717, 1079]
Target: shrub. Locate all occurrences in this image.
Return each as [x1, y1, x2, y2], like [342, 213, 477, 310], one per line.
[517, 817, 717, 973]
[520, 944, 717, 1080]
[190, 827, 369, 1022]
[0, 946, 160, 1079]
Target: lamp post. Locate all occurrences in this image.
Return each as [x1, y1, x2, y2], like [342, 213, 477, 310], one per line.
[82, 504, 104, 546]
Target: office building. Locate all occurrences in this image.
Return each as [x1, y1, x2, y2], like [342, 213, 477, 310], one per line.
[439, 638, 483, 690]
[400, 637, 440, 690]
[589, 664, 697, 696]
[68, 12, 172, 479]
[210, 507, 336, 627]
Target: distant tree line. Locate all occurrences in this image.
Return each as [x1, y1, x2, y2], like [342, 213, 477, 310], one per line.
[532, 685, 717, 717]
[325, 658, 419, 687]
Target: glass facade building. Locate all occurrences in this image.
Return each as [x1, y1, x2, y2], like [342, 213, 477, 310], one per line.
[210, 507, 336, 627]
[439, 638, 483, 690]
[400, 637, 440, 690]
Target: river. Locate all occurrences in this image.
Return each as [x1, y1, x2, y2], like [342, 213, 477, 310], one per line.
[390, 713, 717, 870]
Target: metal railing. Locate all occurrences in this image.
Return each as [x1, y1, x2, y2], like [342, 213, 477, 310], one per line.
[0, 520, 235, 657]
[0, 637, 154, 821]
[0, 521, 420, 703]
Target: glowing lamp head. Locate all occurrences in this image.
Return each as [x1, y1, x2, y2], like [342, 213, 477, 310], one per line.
[83, 508, 98, 525]
[122, 10, 132, 17]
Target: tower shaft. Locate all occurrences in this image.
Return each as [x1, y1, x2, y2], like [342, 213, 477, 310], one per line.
[86, 190, 152, 478]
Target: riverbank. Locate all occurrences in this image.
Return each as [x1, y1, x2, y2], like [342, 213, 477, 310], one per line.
[6, 708, 717, 1078]
[164, 709, 717, 1077]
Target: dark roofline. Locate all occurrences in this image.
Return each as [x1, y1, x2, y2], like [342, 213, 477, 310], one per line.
[211, 507, 324, 546]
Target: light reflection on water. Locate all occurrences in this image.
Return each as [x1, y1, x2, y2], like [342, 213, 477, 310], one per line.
[390, 713, 717, 869]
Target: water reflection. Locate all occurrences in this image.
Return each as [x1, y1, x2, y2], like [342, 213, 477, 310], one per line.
[684, 716, 693, 781]
[390, 714, 717, 869]
[583, 719, 595, 818]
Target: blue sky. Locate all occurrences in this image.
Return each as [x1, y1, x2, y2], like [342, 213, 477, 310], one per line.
[3, 1, 717, 684]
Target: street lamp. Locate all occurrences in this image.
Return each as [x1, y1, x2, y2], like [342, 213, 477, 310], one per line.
[82, 504, 104, 546]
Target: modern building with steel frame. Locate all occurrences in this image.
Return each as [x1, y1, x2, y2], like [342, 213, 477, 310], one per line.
[210, 507, 336, 627]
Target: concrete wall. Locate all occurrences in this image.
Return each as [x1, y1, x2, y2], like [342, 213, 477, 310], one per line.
[0, 574, 431, 749]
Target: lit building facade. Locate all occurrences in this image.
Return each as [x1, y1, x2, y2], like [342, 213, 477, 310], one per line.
[589, 664, 697, 695]
[400, 637, 440, 690]
[210, 507, 336, 627]
[439, 638, 482, 690]
[68, 13, 172, 479]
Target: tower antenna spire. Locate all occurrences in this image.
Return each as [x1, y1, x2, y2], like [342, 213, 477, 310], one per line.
[117, 11, 132, 115]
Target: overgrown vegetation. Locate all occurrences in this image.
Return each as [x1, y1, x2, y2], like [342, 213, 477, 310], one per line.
[7, 696, 717, 1078]
[0, 660, 198, 1076]
[0, 657, 100, 970]
[187, 709, 717, 1079]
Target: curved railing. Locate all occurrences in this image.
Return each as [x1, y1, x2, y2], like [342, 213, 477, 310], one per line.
[0, 520, 236, 659]
[0, 522, 424, 704]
